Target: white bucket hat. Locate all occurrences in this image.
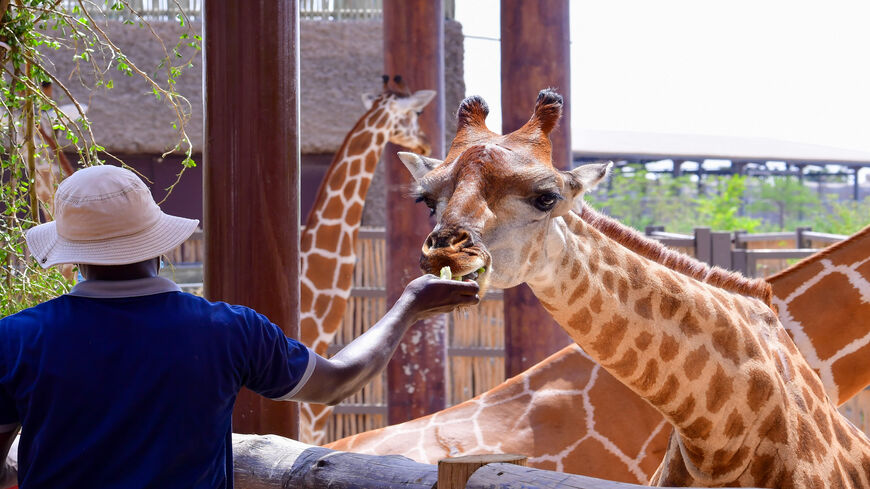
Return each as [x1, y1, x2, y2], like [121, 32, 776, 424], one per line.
[26, 165, 199, 268]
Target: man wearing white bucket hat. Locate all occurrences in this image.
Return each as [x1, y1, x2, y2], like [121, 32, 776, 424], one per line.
[0, 165, 479, 489]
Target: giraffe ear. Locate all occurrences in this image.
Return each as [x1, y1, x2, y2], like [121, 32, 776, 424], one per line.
[565, 161, 612, 197]
[361, 93, 377, 110]
[398, 90, 437, 112]
[398, 151, 442, 182]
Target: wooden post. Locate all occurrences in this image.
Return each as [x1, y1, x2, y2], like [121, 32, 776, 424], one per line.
[437, 454, 527, 489]
[710, 231, 733, 270]
[694, 227, 712, 265]
[501, 0, 573, 377]
[383, 0, 448, 424]
[203, 1, 300, 438]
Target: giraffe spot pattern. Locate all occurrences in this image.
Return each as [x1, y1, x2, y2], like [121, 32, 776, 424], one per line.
[797, 417, 823, 462]
[328, 163, 348, 191]
[634, 294, 653, 320]
[813, 407, 832, 444]
[308, 254, 339, 291]
[588, 251, 600, 274]
[618, 277, 629, 303]
[712, 328, 741, 364]
[633, 359, 659, 392]
[798, 363, 827, 401]
[712, 446, 749, 478]
[723, 409, 745, 438]
[605, 347, 638, 378]
[658, 333, 679, 362]
[567, 307, 592, 335]
[749, 453, 776, 486]
[832, 419, 853, 451]
[590, 315, 629, 361]
[589, 291, 603, 314]
[758, 406, 788, 444]
[649, 374, 679, 405]
[683, 416, 713, 440]
[567, 275, 589, 305]
[634, 331, 653, 351]
[627, 256, 647, 289]
[569, 262, 581, 280]
[678, 311, 702, 337]
[839, 453, 862, 488]
[683, 345, 709, 381]
[602, 270, 615, 294]
[666, 395, 696, 424]
[659, 293, 681, 320]
[706, 365, 734, 414]
[364, 152, 378, 172]
[746, 369, 774, 411]
[601, 246, 619, 266]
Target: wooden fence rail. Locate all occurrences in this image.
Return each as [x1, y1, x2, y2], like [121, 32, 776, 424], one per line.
[232, 433, 760, 489]
[644, 225, 846, 277]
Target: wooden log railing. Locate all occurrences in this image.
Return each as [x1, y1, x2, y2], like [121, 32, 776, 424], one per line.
[232, 433, 761, 489]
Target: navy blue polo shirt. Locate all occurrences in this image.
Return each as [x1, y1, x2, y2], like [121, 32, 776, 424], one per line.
[0, 277, 314, 489]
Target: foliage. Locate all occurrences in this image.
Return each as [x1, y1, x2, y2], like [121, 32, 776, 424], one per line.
[1, 1, 199, 316]
[694, 175, 761, 232]
[811, 196, 870, 235]
[747, 176, 820, 231]
[586, 166, 761, 234]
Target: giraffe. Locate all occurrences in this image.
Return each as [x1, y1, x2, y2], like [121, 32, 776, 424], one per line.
[389, 89, 870, 487]
[327, 221, 870, 483]
[298, 75, 436, 444]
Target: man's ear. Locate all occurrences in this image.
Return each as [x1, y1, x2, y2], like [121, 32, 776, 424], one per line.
[398, 152, 442, 182]
[565, 161, 612, 197]
[361, 93, 377, 110]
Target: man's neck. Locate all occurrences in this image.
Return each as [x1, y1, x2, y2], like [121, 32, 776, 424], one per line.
[79, 258, 159, 281]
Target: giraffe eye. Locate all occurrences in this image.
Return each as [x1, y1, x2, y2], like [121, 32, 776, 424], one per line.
[415, 195, 437, 216]
[415, 110, 424, 116]
[532, 192, 561, 212]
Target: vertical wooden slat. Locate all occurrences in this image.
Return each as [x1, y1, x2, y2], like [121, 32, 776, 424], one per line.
[383, 0, 447, 424]
[203, 1, 300, 438]
[500, 0, 573, 378]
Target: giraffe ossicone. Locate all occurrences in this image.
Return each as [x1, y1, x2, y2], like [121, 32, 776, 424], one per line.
[394, 89, 870, 487]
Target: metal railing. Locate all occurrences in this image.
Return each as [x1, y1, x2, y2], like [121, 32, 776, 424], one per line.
[61, 1, 202, 21]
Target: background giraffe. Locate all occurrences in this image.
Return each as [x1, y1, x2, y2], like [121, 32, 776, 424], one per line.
[328, 222, 870, 482]
[393, 90, 870, 486]
[298, 75, 436, 444]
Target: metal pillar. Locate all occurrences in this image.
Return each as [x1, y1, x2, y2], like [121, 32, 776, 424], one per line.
[204, 1, 300, 437]
[383, 0, 448, 424]
[501, 0, 573, 377]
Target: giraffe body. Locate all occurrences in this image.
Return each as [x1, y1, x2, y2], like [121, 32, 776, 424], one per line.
[298, 78, 435, 444]
[328, 222, 870, 483]
[394, 90, 870, 487]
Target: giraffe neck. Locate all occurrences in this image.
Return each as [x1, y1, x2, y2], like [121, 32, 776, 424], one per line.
[299, 100, 394, 353]
[527, 212, 793, 482]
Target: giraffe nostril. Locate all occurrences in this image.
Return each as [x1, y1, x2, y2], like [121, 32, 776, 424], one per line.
[450, 230, 471, 250]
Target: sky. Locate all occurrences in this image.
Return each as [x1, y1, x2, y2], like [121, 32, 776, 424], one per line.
[454, 0, 870, 159]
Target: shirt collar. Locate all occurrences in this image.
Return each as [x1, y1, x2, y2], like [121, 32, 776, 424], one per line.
[67, 276, 181, 298]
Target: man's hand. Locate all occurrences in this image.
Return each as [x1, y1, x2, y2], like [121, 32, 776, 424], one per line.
[399, 274, 480, 321]
[289, 275, 479, 405]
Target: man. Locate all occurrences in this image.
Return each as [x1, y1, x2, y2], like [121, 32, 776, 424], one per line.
[0, 165, 478, 488]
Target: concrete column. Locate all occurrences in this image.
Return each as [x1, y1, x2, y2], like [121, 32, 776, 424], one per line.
[500, 0, 573, 377]
[383, 0, 448, 424]
[204, 1, 300, 437]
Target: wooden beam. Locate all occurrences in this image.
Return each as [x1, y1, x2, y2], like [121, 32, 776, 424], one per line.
[438, 454, 527, 489]
[383, 0, 448, 424]
[500, 0, 573, 377]
[203, 1, 300, 438]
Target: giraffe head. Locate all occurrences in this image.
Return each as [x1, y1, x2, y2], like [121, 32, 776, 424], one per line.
[400, 89, 610, 292]
[361, 75, 436, 155]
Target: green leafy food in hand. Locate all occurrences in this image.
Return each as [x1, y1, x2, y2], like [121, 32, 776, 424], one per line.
[440, 266, 452, 280]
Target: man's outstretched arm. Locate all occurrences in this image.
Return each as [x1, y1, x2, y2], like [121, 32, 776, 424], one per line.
[292, 275, 479, 405]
